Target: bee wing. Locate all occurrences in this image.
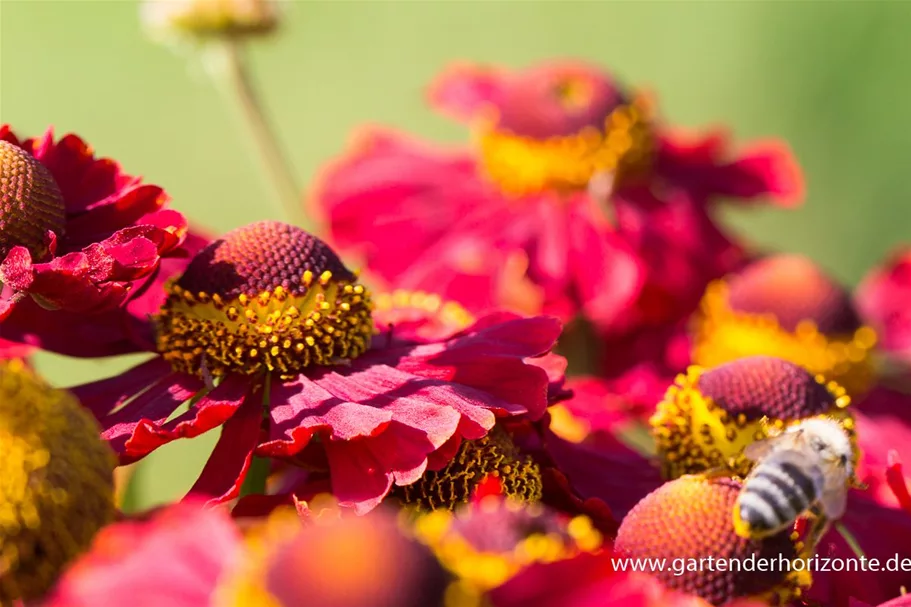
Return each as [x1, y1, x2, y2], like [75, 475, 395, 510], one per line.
[742, 429, 801, 462]
[819, 466, 851, 520]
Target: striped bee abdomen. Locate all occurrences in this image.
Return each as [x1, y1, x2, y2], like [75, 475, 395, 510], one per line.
[736, 450, 824, 536]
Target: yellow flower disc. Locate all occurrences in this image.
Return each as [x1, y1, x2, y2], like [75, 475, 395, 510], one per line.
[650, 356, 855, 479]
[0, 360, 116, 604]
[692, 255, 877, 397]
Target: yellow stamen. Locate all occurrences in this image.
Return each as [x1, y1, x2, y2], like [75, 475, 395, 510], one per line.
[0, 360, 116, 604]
[692, 280, 878, 397]
[395, 426, 542, 510]
[476, 93, 654, 197]
[156, 278, 374, 378]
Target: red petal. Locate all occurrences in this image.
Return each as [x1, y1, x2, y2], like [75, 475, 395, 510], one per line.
[807, 491, 911, 607]
[426, 62, 507, 121]
[63, 184, 170, 248]
[261, 373, 396, 455]
[41, 501, 243, 607]
[311, 127, 485, 282]
[122, 375, 246, 460]
[568, 203, 645, 331]
[543, 429, 662, 520]
[655, 128, 804, 207]
[103, 372, 204, 462]
[0, 297, 147, 357]
[186, 389, 261, 506]
[0, 246, 36, 291]
[325, 422, 436, 514]
[856, 248, 911, 364]
[71, 358, 173, 418]
[720, 140, 805, 207]
[886, 451, 911, 515]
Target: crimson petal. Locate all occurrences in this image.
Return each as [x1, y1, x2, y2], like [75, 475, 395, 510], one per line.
[126, 375, 249, 459]
[543, 428, 662, 520]
[186, 388, 261, 506]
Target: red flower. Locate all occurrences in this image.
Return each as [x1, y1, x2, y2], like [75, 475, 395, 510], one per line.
[72, 221, 566, 514]
[856, 247, 911, 366]
[548, 370, 668, 444]
[541, 427, 663, 522]
[852, 596, 911, 607]
[312, 59, 801, 333]
[221, 503, 449, 607]
[805, 488, 911, 607]
[692, 254, 878, 398]
[488, 550, 765, 607]
[0, 125, 193, 355]
[411, 486, 604, 605]
[853, 386, 911, 508]
[0, 229, 209, 358]
[39, 501, 244, 607]
[315, 127, 644, 330]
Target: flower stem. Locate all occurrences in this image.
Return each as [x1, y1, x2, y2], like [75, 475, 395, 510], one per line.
[834, 521, 867, 559]
[239, 455, 271, 498]
[211, 39, 311, 230]
[239, 376, 274, 498]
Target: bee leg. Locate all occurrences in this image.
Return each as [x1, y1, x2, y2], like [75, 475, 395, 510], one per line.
[801, 512, 832, 558]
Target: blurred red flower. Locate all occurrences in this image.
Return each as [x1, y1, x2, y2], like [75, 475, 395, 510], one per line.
[540, 426, 662, 522]
[0, 125, 199, 357]
[72, 221, 567, 513]
[854, 386, 911, 508]
[39, 501, 244, 607]
[312, 59, 801, 334]
[222, 504, 449, 607]
[856, 247, 911, 366]
[805, 487, 911, 607]
[487, 549, 766, 607]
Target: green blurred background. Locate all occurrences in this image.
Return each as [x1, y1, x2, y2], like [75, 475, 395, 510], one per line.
[2, 0, 910, 510]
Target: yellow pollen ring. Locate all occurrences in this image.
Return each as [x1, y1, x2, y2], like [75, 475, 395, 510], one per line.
[475, 93, 655, 197]
[395, 426, 543, 511]
[649, 366, 857, 480]
[155, 272, 375, 378]
[692, 281, 878, 397]
[412, 501, 602, 607]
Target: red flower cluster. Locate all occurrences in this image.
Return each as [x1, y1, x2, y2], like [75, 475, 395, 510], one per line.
[2, 54, 910, 607]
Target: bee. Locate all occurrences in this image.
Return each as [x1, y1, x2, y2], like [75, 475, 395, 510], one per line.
[733, 417, 854, 542]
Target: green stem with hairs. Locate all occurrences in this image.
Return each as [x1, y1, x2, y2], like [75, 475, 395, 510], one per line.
[239, 377, 273, 497]
[834, 521, 867, 559]
[209, 38, 310, 230]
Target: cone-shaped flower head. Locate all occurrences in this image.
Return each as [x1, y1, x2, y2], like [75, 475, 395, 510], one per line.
[466, 61, 654, 196]
[0, 360, 116, 604]
[650, 356, 854, 479]
[614, 475, 808, 606]
[394, 425, 543, 510]
[412, 491, 602, 607]
[0, 141, 65, 261]
[156, 220, 374, 378]
[215, 505, 448, 607]
[692, 255, 877, 396]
